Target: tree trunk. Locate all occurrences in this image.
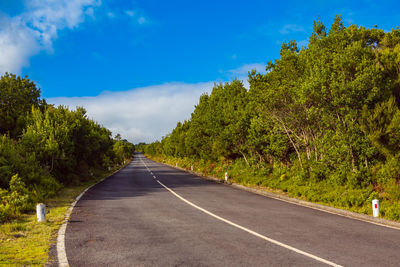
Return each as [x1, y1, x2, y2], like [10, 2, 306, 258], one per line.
[239, 150, 250, 167]
[314, 145, 318, 161]
[257, 152, 263, 163]
[303, 131, 311, 160]
[350, 147, 356, 172]
[50, 157, 54, 172]
[281, 122, 302, 167]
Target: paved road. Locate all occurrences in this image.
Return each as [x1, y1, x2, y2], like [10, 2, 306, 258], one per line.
[65, 153, 400, 266]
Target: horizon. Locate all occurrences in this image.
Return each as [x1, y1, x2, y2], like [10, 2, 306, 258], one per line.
[1, 0, 399, 143]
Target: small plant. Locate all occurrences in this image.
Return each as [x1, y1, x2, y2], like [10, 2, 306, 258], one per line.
[4, 174, 31, 216]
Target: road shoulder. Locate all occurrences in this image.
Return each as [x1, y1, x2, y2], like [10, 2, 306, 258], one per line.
[47, 162, 130, 267]
[152, 157, 400, 231]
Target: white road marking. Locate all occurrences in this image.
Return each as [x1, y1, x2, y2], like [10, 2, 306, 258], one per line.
[150, 159, 400, 231]
[57, 183, 92, 266]
[140, 157, 342, 267]
[233, 185, 400, 231]
[57, 165, 127, 267]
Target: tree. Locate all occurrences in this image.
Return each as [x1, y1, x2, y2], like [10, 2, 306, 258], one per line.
[22, 105, 117, 184]
[113, 139, 134, 164]
[0, 73, 46, 138]
[144, 16, 400, 191]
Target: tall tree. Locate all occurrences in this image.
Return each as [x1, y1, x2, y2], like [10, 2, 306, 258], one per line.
[0, 73, 46, 138]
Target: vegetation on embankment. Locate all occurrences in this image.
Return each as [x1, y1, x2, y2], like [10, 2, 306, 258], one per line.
[0, 72, 135, 265]
[147, 154, 384, 217]
[0, 73, 134, 224]
[142, 16, 400, 221]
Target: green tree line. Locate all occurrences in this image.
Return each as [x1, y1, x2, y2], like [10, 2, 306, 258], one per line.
[0, 73, 134, 222]
[144, 16, 400, 220]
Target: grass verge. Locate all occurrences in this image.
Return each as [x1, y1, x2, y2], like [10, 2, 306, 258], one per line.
[0, 163, 128, 266]
[146, 154, 400, 223]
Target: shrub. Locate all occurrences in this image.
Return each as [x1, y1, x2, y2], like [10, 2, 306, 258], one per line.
[5, 174, 31, 216]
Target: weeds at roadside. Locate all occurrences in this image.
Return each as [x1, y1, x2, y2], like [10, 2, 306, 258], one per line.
[148, 154, 400, 222]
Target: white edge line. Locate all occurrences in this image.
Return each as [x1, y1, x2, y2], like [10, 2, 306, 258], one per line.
[252, 190, 400, 231]
[56, 165, 128, 267]
[159, 157, 400, 231]
[140, 158, 342, 267]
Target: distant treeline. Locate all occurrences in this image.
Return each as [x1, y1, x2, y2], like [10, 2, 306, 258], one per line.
[143, 16, 400, 220]
[0, 73, 134, 222]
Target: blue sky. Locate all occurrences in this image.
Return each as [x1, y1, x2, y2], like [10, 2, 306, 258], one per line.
[1, 0, 399, 142]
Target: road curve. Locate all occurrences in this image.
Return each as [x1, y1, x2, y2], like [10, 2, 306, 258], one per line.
[65, 153, 400, 266]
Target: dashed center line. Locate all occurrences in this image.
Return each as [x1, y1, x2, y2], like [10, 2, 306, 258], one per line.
[139, 157, 342, 267]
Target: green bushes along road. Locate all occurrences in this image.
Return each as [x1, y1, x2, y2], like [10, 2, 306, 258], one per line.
[0, 73, 134, 223]
[142, 16, 400, 221]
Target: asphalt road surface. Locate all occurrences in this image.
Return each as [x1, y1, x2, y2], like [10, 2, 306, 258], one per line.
[65, 153, 400, 266]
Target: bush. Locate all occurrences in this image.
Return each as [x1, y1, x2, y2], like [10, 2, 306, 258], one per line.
[0, 188, 11, 222]
[1, 174, 31, 217]
[0, 74, 134, 222]
[382, 202, 400, 221]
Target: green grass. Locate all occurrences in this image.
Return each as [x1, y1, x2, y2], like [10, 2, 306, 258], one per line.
[0, 164, 127, 266]
[147, 154, 400, 222]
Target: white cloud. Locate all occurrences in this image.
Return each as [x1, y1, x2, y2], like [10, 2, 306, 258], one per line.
[0, 16, 40, 73]
[123, 9, 149, 25]
[137, 16, 147, 25]
[224, 63, 266, 90]
[0, 0, 100, 74]
[297, 39, 309, 48]
[48, 81, 214, 143]
[280, 24, 305, 35]
[226, 63, 266, 77]
[47, 62, 264, 143]
[125, 10, 135, 17]
[85, 7, 95, 18]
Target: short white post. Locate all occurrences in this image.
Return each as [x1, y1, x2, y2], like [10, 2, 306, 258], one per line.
[176, 163, 178, 167]
[372, 199, 380, 217]
[225, 172, 228, 182]
[191, 165, 194, 171]
[36, 203, 46, 222]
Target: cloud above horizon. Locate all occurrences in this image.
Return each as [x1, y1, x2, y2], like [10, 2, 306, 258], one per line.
[48, 82, 214, 143]
[226, 63, 266, 77]
[279, 24, 305, 35]
[0, 0, 100, 74]
[48, 63, 266, 144]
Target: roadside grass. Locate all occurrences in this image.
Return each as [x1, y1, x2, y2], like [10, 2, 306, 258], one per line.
[147, 154, 400, 222]
[0, 164, 127, 266]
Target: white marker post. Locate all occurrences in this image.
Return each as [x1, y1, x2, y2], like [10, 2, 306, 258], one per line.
[372, 199, 380, 217]
[37, 203, 46, 222]
[225, 172, 228, 182]
[191, 165, 194, 171]
[176, 163, 178, 167]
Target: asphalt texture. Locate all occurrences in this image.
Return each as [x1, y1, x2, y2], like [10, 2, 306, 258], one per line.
[65, 153, 400, 266]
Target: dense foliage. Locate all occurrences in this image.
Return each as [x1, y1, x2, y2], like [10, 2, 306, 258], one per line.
[145, 16, 400, 220]
[0, 74, 134, 222]
[0, 73, 47, 139]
